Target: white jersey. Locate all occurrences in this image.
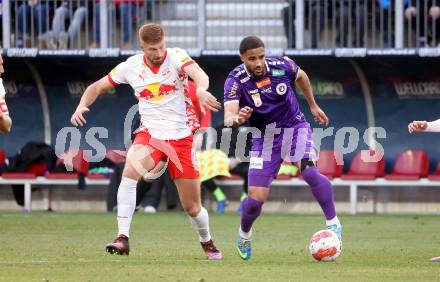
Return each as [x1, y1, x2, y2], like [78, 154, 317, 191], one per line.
[0, 78, 9, 115]
[427, 119, 440, 132]
[108, 48, 195, 140]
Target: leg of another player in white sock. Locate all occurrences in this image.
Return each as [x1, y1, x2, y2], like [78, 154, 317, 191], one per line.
[175, 178, 212, 242]
[189, 206, 211, 242]
[117, 176, 138, 237]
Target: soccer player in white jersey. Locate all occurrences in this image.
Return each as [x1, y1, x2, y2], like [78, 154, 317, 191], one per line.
[408, 118, 440, 262]
[70, 23, 223, 259]
[0, 54, 12, 134]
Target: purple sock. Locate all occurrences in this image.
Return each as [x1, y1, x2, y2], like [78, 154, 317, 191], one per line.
[240, 196, 264, 233]
[301, 166, 336, 220]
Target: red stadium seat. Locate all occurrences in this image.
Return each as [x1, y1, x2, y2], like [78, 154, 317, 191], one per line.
[2, 172, 36, 179]
[45, 173, 79, 180]
[105, 150, 126, 165]
[0, 149, 6, 167]
[385, 150, 429, 180]
[316, 150, 343, 179]
[27, 162, 47, 176]
[341, 150, 385, 180]
[46, 150, 89, 179]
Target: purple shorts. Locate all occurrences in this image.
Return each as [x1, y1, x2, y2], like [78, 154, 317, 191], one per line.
[248, 122, 316, 188]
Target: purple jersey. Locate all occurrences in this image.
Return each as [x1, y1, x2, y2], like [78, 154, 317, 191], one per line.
[224, 57, 305, 130]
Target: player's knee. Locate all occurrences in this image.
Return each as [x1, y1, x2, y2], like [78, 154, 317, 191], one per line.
[122, 164, 141, 180]
[184, 203, 201, 217]
[301, 164, 330, 186]
[299, 158, 316, 173]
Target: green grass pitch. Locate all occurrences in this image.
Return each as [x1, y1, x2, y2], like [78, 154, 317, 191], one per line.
[0, 212, 439, 281]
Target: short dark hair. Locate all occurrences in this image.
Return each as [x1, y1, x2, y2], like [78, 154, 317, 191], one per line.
[239, 36, 265, 55]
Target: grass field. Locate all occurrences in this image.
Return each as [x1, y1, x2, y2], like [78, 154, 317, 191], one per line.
[1, 212, 439, 282]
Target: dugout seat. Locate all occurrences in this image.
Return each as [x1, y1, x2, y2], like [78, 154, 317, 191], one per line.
[0, 149, 6, 167]
[2, 159, 47, 179]
[46, 150, 89, 179]
[385, 150, 429, 180]
[316, 150, 343, 179]
[341, 150, 385, 180]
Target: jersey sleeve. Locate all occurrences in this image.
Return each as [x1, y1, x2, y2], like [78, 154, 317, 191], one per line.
[0, 78, 6, 98]
[283, 56, 300, 81]
[0, 79, 8, 115]
[427, 119, 440, 132]
[169, 48, 195, 72]
[107, 60, 130, 86]
[224, 76, 241, 104]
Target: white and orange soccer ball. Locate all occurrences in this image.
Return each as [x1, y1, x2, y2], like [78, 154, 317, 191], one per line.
[308, 230, 341, 262]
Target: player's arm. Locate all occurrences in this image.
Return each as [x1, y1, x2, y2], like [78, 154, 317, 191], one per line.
[70, 76, 114, 127]
[223, 76, 252, 126]
[295, 69, 329, 126]
[408, 119, 440, 133]
[0, 110, 12, 134]
[0, 77, 11, 133]
[184, 63, 221, 112]
[224, 102, 253, 127]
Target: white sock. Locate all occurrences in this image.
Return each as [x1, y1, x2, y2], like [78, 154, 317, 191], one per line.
[117, 177, 138, 237]
[239, 226, 252, 240]
[189, 207, 212, 242]
[326, 216, 341, 227]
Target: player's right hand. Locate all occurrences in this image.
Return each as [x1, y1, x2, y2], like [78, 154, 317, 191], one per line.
[196, 88, 222, 113]
[71, 106, 90, 127]
[237, 106, 253, 124]
[408, 120, 428, 133]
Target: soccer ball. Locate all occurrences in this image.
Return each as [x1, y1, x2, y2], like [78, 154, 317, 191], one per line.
[308, 230, 341, 262]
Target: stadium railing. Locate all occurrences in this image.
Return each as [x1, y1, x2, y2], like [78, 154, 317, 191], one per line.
[1, 148, 440, 214]
[1, 0, 439, 51]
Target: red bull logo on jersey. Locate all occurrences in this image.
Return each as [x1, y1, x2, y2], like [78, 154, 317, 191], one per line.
[139, 82, 178, 101]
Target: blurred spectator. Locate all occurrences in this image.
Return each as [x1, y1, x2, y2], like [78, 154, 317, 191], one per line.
[376, 0, 409, 48]
[405, 0, 440, 47]
[282, 0, 326, 48]
[45, 0, 87, 49]
[90, 0, 144, 49]
[336, 0, 367, 47]
[16, 0, 49, 48]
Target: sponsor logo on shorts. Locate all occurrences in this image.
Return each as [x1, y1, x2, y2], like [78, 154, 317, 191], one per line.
[249, 157, 264, 169]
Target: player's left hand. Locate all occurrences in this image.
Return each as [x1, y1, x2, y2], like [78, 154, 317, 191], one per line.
[408, 120, 428, 133]
[310, 106, 329, 126]
[71, 106, 90, 127]
[196, 88, 222, 113]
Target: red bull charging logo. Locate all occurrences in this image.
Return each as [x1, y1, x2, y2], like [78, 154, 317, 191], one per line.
[139, 82, 177, 101]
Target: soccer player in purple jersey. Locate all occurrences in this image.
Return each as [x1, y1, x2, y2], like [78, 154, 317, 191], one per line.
[223, 36, 342, 260]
